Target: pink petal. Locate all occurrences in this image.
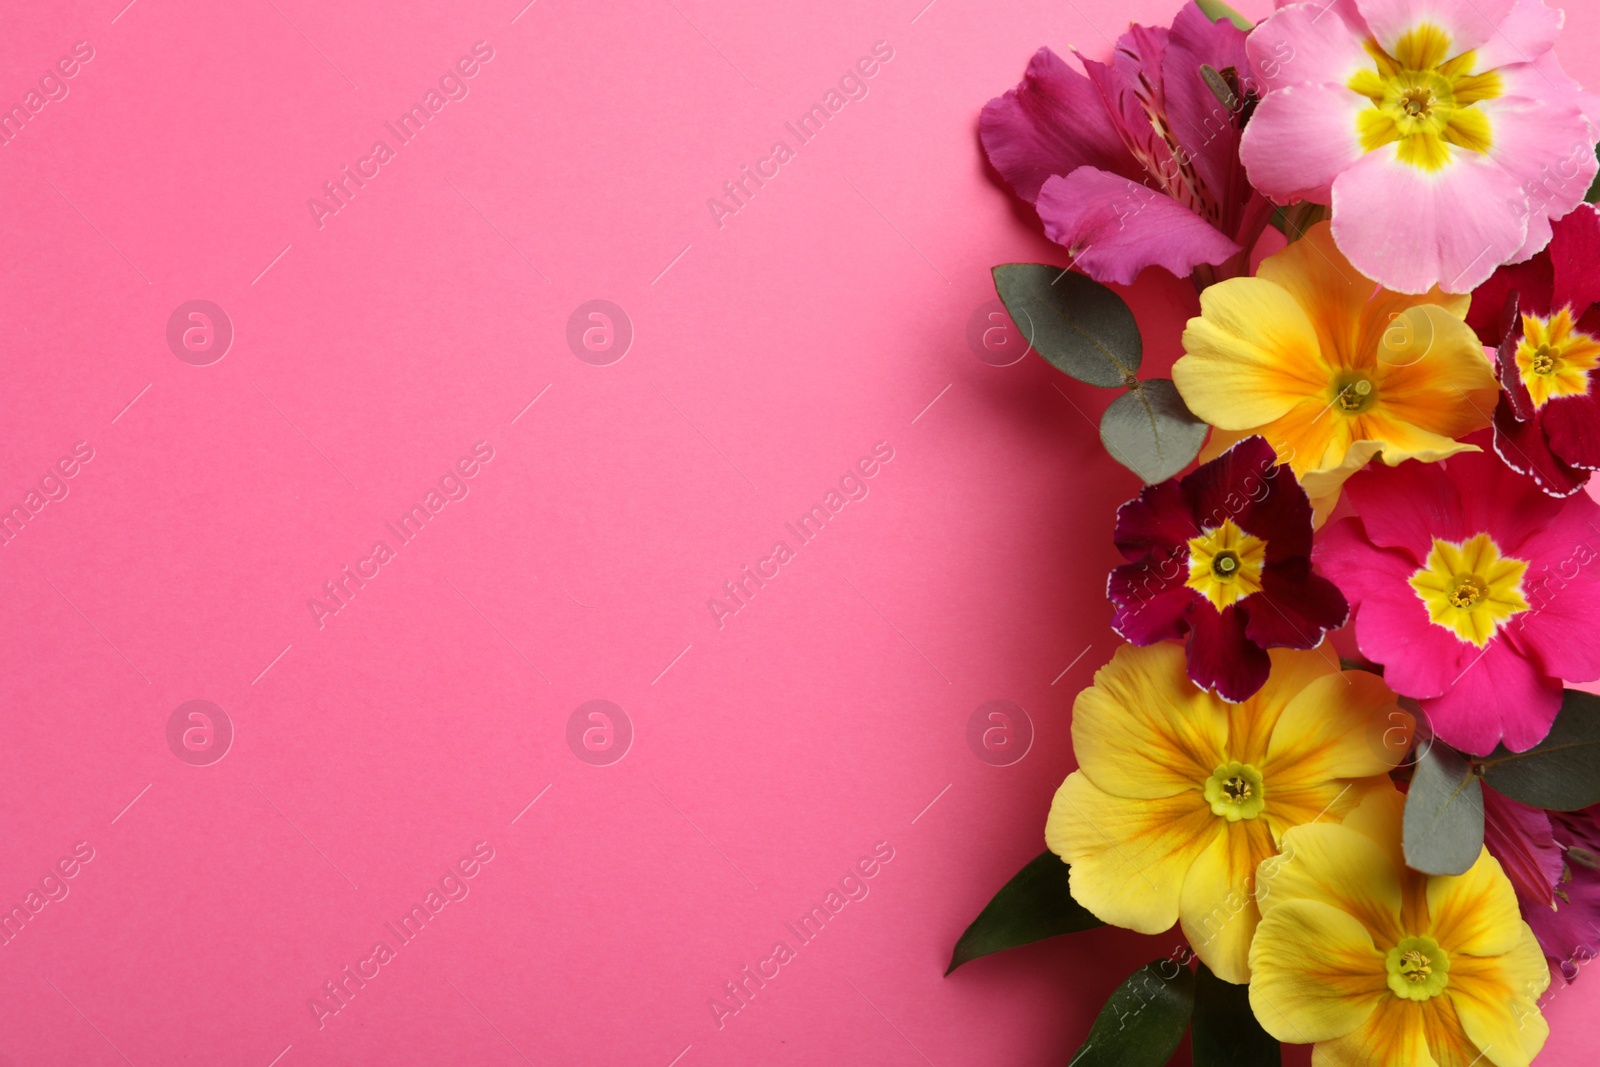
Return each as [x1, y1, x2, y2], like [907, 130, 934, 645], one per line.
[1247, 1, 1373, 92]
[1330, 146, 1529, 294]
[1509, 491, 1600, 683]
[1164, 4, 1253, 229]
[1479, 94, 1597, 263]
[1472, 0, 1564, 72]
[1422, 638, 1561, 755]
[1336, 458, 1465, 558]
[979, 48, 1135, 203]
[1482, 787, 1563, 908]
[1542, 389, 1600, 471]
[1239, 83, 1367, 205]
[1035, 169, 1242, 285]
[1354, 0, 1516, 58]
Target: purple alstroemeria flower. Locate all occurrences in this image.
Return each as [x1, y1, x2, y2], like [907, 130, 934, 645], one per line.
[1107, 436, 1348, 703]
[980, 5, 1274, 287]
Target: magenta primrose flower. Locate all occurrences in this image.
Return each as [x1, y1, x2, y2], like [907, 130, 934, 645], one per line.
[1316, 440, 1600, 754]
[1467, 204, 1600, 497]
[980, 4, 1273, 286]
[1108, 436, 1347, 703]
[1241, 0, 1599, 295]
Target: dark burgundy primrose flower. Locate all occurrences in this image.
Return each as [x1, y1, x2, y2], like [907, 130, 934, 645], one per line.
[1107, 436, 1348, 702]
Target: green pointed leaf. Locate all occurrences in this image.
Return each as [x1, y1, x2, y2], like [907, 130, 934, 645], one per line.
[1100, 378, 1208, 484]
[1192, 961, 1280, 1067]
[1069, 960, 1196, 1067]
[992, 264, 1141, 388]
[1403, 741, 1484, 876]
[946, 851, 1101, 974]
[1194, 0, 1254, 31]
[1480, 690, 1600, 811]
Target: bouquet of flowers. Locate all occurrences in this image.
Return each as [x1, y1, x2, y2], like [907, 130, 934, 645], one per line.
[950, 1, 1600, 1063]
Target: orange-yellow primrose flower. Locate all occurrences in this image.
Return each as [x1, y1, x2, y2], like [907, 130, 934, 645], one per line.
[1250, 787, 1550, 1067]
[1173, 223, 1498, 520]
[1045, 642, 1410, 983]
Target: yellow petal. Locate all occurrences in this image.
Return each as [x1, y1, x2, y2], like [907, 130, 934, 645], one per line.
[1176, 278, 1330, 430]
[1255, 820, 1405, 947]
[1180, 817, 1275, 984]
[1226, 648, 1342, 767]
[1248, 898, 1388, 1043]
[1447, 925, 1550, 1067]
[1314, 995, 1436, 1067]
[1071, 643, 1227, 800]
[1046, 772, 1218, 934]
[1370, 307, 1497, 441]
[1419, 994, 1490, 1067]
[1265, 669, 1410, 791]
[1426, 849, 1525, 958]
[1295, 437, 1386, 513]
[1254, 223, 1377, 363]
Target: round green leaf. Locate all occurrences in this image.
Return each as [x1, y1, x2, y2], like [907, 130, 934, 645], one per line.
[1192, 962, 1280, 1067]
[1070, 960, 1196, 1067]
[1403, 741, 1484, 876]
[991, 264, 1141, 388]
[945, 851, 1101, 975]
[1100, 379, 1209, 484]
[1480, 690, 1600, 811]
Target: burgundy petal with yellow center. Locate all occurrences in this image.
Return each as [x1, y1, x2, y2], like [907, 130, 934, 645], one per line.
[1108, 436, 1348, 702]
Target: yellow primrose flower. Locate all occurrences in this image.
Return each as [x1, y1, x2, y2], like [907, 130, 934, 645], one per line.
[1250, 787, 1550, 1067]
[1045, 642, 1410, 984]
[1172, 222, 1497, 521]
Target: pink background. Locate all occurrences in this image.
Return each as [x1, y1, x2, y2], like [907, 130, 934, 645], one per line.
[3, 0, 1598, 1063]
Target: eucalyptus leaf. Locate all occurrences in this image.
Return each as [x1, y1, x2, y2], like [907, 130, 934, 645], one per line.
[946, 851, 1101, 975]
[1194, 0, 1254, 31]
[1480, 690, 1600, 811]
[992, 264, 1141, 388]
[1100, 379, 1209, 484]
[1069, 960, 1196, 1067]
[1192, 962, 1280, 1067]
[1403, 741, 1484, 876]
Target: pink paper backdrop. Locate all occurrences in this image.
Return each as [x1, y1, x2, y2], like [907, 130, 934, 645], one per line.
[3, 0, 1598, 1063]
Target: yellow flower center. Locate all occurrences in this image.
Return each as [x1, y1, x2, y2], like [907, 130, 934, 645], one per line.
[1203, 761, 1266, 821]
[1386, 936, 1450, 1000]
[1516, 308, 1600, 409]
[1348, 24, 1502, 171]
[1408, 533, 1530, 647]
[1185, 518, 1267, 611]
[1331, 371, 1377, 414]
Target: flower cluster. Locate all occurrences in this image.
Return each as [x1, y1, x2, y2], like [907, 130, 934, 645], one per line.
[963, 1, 1600, 1063]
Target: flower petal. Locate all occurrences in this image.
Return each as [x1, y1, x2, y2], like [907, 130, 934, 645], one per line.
[1247, 898, 1388, 1042]
[1540, 388, 1600, 472]
[1046, 772, 1218, 934]
[1492, 396, 1591, 497]
[1428, 848, 1526, 956]
[1330, 145, 1529, 295]
[1186, 602, 1273, 702]
[1447, 928, 1551, 1067]
[1420, 638, 1561, 755]
[978, 47, 1133, 203]
[1549, 204, 1600, 316]
[1256, 820, 1406, 945]
[1314, 995, 1436, 1067]
[1265, 669, 1408, 790]
[1247, 0, 1373, 92]
[1239, 82, 1369, 205]
[1070, 642, 1227, 799]
[1180, 818, 1275, 984]
[1176, 279, 1329, 430]
[1243, 564, 1349, 650]
[1354, 0, 1517, 59]
[1479, 92, 1598, 259]
[1472, 0, 1563, 72]
[1480, 788, 1562, 908]
[1035, 169, 1242, 285]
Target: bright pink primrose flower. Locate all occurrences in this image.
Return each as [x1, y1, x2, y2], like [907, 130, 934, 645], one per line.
[1108, 436, 1347, 703]
[1241, 0, 1599, 295]
[980, 5, 1273, 286]
[1316, 440, 1600, 754]
[1467, 205, 1600, 497]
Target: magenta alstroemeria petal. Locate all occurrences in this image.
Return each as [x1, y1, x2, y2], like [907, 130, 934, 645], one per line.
[1035, 169, 1242, 286]
[1482, 786, 1564, 909]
